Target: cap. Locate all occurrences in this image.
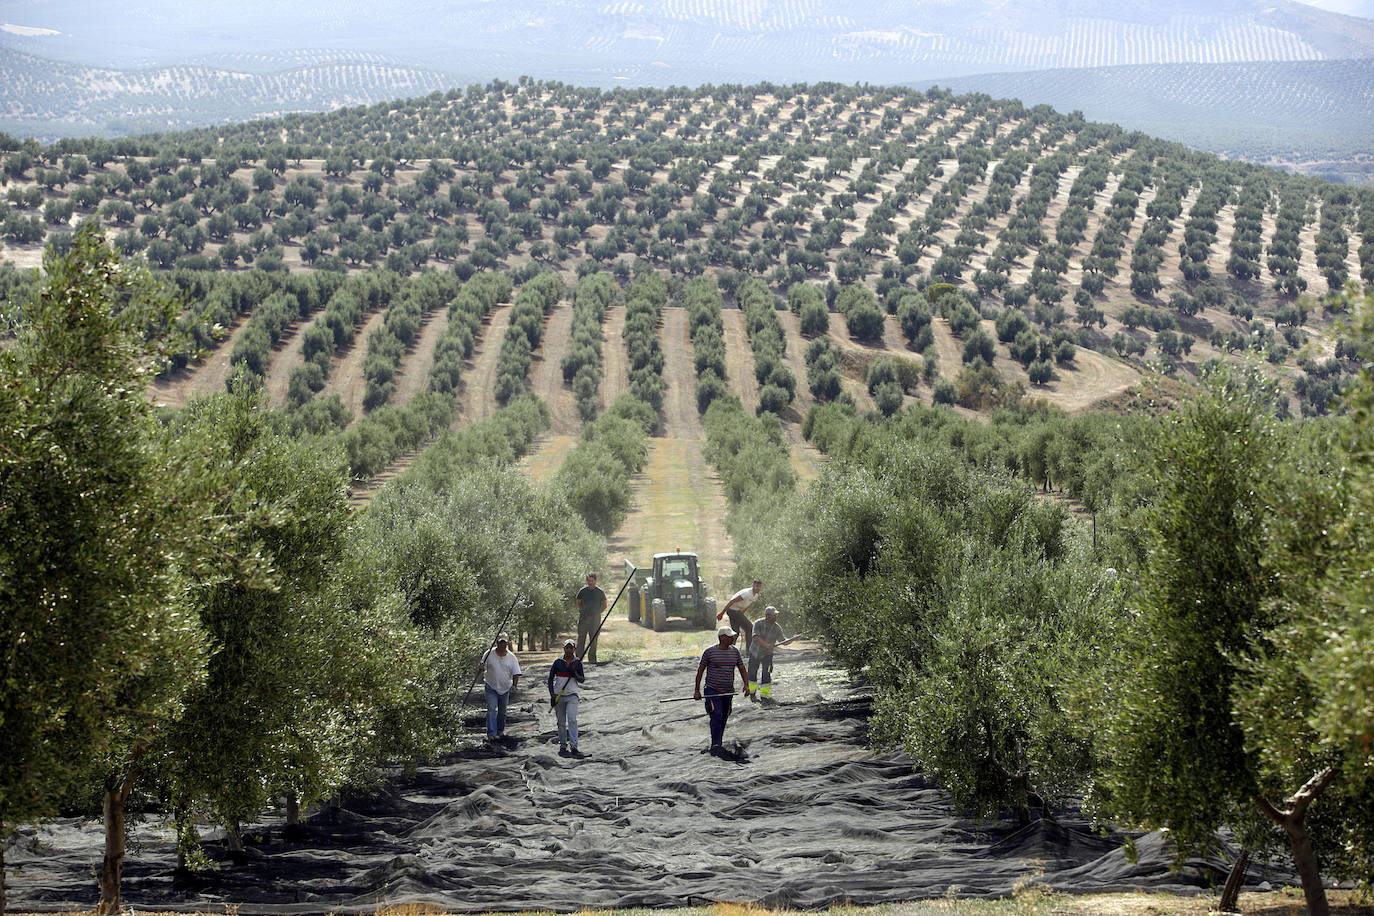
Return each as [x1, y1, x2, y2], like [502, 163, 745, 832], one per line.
[717, 625, 737, 637]
[764, 605, 779, 616]
[496, 633, 510, 644]
[563, 638, 577, 648]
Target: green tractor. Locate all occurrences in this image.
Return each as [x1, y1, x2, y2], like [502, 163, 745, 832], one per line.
[626, 552, 718, 632]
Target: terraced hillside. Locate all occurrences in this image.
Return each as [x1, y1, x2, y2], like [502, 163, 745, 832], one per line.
[6, 0, 1374, 86]
[0, 47, 462, 139]
[926, 58, 1374, 181]
[3, 79, 1370, 436]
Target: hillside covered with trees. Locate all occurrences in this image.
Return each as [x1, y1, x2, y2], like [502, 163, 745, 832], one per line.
[3, 76, 1374, 916]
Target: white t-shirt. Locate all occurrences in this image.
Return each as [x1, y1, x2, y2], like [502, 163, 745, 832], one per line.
[728, 586, 759, 613]
[483, 648, 522, 693]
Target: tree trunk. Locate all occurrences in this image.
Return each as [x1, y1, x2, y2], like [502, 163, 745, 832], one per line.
[285, 793, 300, 827]
[2, 821, 8, 916]
[1255, 765, 1339, 916]
[1218, 846, 1249, 914]
[1281, 817, 1327, 916]
[226, 822, 244, 854]
[97, 769, 138, 916]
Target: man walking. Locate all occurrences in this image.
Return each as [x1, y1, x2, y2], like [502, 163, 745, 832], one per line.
[717, 579, 762, 651]
[575, 572, 607, 663]
[694, 625, 752, 756]
[480, 633, 521, 741]
[548, 638, 586, 758]
[748, 605, 789, 700]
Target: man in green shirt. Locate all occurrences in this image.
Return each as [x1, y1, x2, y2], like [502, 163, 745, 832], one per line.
[575, 572, 607, 663]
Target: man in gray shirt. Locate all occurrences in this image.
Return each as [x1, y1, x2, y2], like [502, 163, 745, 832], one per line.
[748, 606, 789, 700]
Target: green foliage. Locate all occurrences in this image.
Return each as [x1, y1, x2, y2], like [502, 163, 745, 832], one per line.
[737, 278, 795, 413]
[494, 272, 567, 405]
[560, 271, 619, 421]
[553, 395, 652, 536]
[159, 391, 405, 837]
[763, 412, 1113, 819]
[683, 276, 728, 414]
[1094, 369, 1279, 839]
[622, 271, 668, 419]
[0, 227, 211, 840]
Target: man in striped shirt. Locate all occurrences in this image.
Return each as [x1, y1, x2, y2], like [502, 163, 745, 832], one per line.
[694, 625, 752, 756]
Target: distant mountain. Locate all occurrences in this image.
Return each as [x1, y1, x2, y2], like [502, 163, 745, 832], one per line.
[3, 0, 1374, 85]
[923, 58, 1374, 182]
[0, 49, 464, 139]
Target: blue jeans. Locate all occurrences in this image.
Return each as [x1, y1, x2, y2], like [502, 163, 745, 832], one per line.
[555, 694, 579, 748]
[485, 685, 509, 737]
[704, 694, 733, 747]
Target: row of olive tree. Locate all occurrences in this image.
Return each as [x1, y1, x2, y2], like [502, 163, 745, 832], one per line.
[493, 272, 567, 405]
[560, 271, 619, 420]
[681, 275, 730, 413]
[361, 271, 463, 410]
[736, 278, 796, 415]
[0, 232, 601, 914]
[791, 347, 1374, 915]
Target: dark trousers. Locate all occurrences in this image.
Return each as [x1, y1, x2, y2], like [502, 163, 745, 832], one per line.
[726, 608, 753, 651]
[576, 612, 600, 663]
[747, 651, 774, 686]
[704, 694, 733, 747]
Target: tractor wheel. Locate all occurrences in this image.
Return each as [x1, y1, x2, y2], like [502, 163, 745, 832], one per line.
[651, 598, 668, 632]
[700, 597, 717, 630]
[628, 587, 641, 623]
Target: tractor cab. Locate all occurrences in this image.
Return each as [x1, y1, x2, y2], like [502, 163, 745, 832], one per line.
[627, 551, 718, 631]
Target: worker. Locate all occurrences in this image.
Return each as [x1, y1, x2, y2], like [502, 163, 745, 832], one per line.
[748, 605, 790, 700]
[548, 638, 586, 758]
[480, 633, 521, 741]
[575, 572, 607, 663]
[717, 578, 762, 651]
[694, 625, 752, 756]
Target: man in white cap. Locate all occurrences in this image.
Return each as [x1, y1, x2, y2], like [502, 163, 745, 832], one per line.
[748, 605, 790, 700]
[480, 633, 521, 741]
[547, 638, 586, 757]
[717, 579, 762, 652]
[693, 625, 752, 756]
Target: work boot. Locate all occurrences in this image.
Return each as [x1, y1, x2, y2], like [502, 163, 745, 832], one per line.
[558, 746, 570, 758]
[570, 747, 586, 758]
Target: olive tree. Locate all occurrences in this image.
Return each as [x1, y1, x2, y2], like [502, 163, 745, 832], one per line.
[0, 229, 216, 915]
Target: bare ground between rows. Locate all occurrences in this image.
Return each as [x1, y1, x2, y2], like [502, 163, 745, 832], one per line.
[7, 650, 1297, 914]
[455, 305, 512, 427]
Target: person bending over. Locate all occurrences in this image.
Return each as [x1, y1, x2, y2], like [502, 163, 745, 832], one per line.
[717, 578, 762, 651]
[748, 605, 789, 700]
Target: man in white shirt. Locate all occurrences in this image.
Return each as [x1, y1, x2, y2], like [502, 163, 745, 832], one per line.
[481, 633, 522, 741]
[717, 579, 762, 651]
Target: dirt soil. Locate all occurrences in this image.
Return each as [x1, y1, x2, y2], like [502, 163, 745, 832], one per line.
[527, 302, 580, 435]
[6, 649, 1298, 914]
[389, 306, 453, 408]
[148, 317, 249, 408]
[455, 304, 512, 427]
[335, 309, 390, 419]
[601, 305, 630, 410]
[262, 313, 319, 408]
